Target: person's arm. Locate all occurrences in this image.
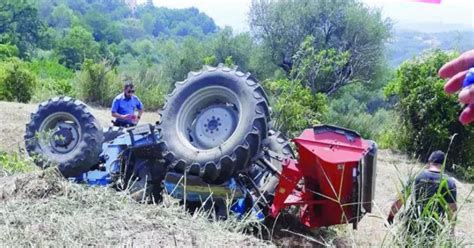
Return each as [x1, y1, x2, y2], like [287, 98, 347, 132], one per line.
[446, 182, 457, 222]
[439, 50, 474, 124]
[136, 98, 144, 120]
[387, 198, 403, 224]
[112, 112, 131, 120]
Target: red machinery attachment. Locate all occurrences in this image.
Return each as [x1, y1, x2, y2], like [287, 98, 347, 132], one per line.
[270, 125, 377, 229]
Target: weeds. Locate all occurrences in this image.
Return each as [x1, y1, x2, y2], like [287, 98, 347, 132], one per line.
[381, 145, 472, 247]
[0, 152, 35, 175]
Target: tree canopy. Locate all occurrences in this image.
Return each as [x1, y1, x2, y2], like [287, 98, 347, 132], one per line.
[250, 0, 391, 93]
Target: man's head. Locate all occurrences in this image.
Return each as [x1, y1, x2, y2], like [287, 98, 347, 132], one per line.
[124, 80, 135, 99]
[428, 150, 445, 167]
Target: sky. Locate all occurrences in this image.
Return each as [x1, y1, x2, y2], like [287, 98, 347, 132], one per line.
[145, 0, 474, 33]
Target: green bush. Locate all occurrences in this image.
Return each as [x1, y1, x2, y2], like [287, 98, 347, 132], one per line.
[385, 50, 474, 180]
[0, 58, 37, 103]
[75, 59, 121, 107]
[264, 78, 328, 137]
[0, 43, 19, 60]
[0, 152, 35, 175]
[28, 58, 75, 101]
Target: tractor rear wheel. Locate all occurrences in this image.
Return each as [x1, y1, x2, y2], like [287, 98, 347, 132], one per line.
[24, 97, 103, 178]
[158, 65, 271, 183]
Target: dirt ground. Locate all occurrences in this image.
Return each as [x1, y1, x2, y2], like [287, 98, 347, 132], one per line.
[0, 101, 473, 246]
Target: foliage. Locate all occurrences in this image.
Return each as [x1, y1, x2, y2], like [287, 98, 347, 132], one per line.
[250, 0, 391, 93]
[0, 58, 37, 102]
[75, 59, 121, 106]
[292, 36, 351, 94]
[0, 0, 46, 58]
[385, 50, 474, 179]
[264, 78, 328, 137]
[0, 152, 35, 175]
[28, 58, 75, 101]
[55, 26, 100, 70]
[0, 43, 19, 60]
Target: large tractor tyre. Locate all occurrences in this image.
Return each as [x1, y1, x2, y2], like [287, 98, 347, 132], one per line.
[103, 126, 126, 143]
[24, 97, 104, 178]
[158, 65, 271, 183]
[255, 130, 294, 199]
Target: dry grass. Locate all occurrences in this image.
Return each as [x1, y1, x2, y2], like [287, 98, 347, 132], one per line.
[0, 168, 271, 247]
[350, 150, 474, 247]
[1, 101, 473, 246]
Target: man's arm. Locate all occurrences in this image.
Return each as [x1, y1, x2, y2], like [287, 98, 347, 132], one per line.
[112, 112, 131, 120]
[387, 198, 403, 224]
[136, 98, 144, 120]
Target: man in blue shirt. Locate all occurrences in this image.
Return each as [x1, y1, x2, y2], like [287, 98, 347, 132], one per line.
[111, 81, 144, 127]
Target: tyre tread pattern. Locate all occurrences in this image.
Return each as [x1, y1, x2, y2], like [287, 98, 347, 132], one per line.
[158, 65, 271, 183]
[24, 96, 103, 177]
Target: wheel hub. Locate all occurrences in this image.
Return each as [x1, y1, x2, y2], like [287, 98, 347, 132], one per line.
[53, 127, 73, 147]
[48, 121, 80, 153]
[191, 105, 238, 149]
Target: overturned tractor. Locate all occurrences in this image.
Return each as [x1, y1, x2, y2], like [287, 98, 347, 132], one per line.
[24, 65, 377, 229]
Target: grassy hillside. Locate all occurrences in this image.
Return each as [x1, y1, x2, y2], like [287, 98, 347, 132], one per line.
[0, 101, 472, 246]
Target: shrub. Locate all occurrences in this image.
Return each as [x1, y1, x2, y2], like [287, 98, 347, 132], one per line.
[0, 152, 35, 175]
[386, 168, 460, 247]
[385, 50, 474, 180]
[28, 58, 75, 101]
[0, 58, 37, 103]
[0, 43, 19, 60]
[75, 59, 121, 107]
[264, 78, 328, 137]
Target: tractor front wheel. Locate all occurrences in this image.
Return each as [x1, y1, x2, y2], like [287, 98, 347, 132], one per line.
[24, 97, 103, 177]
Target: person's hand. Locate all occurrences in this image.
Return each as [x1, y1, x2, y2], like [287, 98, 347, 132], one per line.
[439, 50, 474, 125]
[387, 214, 394, 225]
[131, 115, 139, 124]
[122, 114, 133, 120]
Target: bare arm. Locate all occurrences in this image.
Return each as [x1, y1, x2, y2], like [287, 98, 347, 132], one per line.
[387, 198, 403, 224]
[112, 112, 129, 120]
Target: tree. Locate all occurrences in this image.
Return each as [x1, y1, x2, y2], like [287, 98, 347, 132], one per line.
[75, 59, 121, 106]
[385, 50, 474, 180]
[0, 0, 46, 58]
[211, 28, 254, 72]
[264, 78, 328, 136]
[250, 0, 391, 93]
[55, 26, 100, 70]
[0, 44, 18, 60]
[291, 36, 351, 93]
[50, 4, 74, 29]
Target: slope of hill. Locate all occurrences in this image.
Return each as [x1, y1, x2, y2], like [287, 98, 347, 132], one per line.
[387, 30, 474, 67]
[0, 101, 473, 246]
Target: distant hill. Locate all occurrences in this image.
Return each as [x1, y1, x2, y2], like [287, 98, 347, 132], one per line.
[387, 30, 474, 67]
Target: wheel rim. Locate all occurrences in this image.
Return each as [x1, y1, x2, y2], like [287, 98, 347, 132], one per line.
[38, 112, 81, 154]
[177, 86, 241, 150]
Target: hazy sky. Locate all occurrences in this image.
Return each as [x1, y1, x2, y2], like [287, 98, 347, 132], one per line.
[146, 0, 474, 32]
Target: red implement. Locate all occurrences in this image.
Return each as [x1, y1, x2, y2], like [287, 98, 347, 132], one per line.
[270, 125, 377, 229]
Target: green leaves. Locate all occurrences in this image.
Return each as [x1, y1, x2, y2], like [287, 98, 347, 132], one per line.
[265, 78, 328, 136]
[386, 50, 474, 181]
[0, 57, 37, 103]
[0, 0, 46, 59]
[55, 26, 100, 70]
